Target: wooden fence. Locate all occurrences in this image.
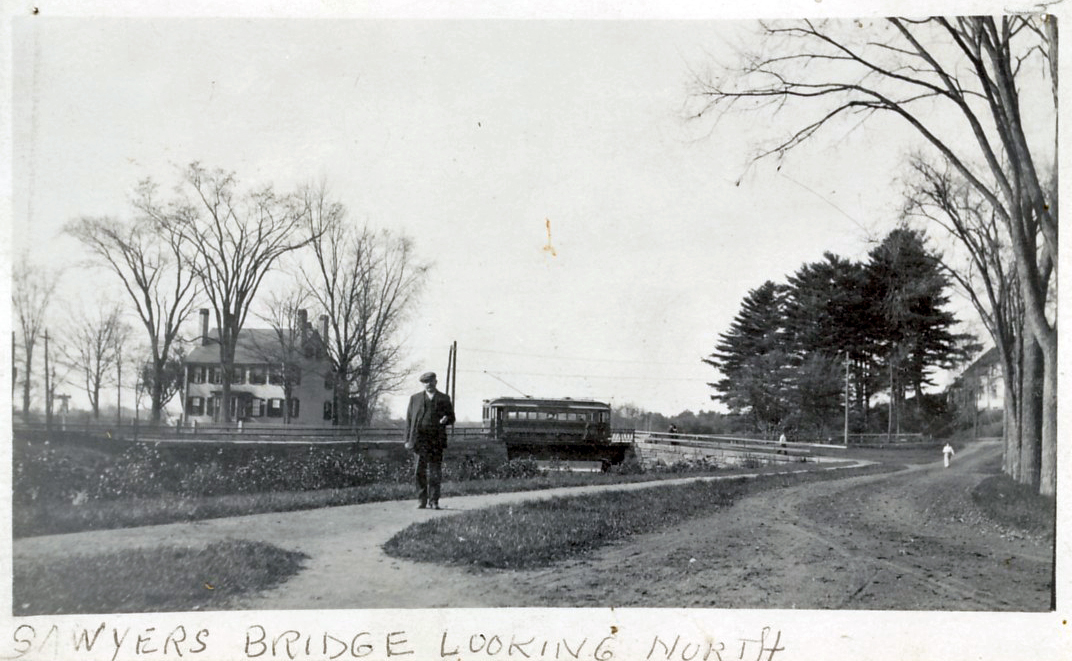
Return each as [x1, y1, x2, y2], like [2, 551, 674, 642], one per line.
[13, 420, 638, 447]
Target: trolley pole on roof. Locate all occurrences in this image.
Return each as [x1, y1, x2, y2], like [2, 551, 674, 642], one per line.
[483, 371, 529, 397]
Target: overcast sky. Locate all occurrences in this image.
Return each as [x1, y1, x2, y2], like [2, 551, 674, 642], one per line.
[8, 10, 996, 422]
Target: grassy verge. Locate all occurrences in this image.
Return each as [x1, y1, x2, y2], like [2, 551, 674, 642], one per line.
[383, 463, 894, 570]
[15, 461, 843, 538]
[971, 473, 1056, 538]
[14, 540, 307, 615]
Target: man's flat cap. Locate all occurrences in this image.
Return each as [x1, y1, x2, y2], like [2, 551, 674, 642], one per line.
[419, 372, 437, 383]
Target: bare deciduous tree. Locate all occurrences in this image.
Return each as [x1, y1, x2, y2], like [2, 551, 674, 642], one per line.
[901, 158, 1038, 484]
[61, 303, 127, 419]
[300, 184, 429, 426]
[692, 16, 1057, 494]
[138, 344, 187, 417]
[12, 254, 59, 420]
[139, 163, 318, 423]
[64, 196, 199, 424]
[251, 289, 311, 424]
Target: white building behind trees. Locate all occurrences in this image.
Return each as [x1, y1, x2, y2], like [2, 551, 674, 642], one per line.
[182, 309, 335, 426]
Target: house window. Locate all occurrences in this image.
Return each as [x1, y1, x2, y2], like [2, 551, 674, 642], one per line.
[208, 367, 222, 385]
[267, 398, 284, 418]
[231, 368, 245, 384]
[185, 396, 204, 416]
[251, 398, 265, 418]
[269, 366, 285, 386]
[288, 398, 301, 419]
[249, 366, 267, 385]
[189, 366, 206, 384]
[323, 401, 334, 421]
[205, 396, 219, 418]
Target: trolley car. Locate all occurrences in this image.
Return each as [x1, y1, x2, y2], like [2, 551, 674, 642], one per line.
[482, 397, 626, 465]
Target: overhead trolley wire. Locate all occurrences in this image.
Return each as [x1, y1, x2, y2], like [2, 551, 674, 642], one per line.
[463, 346, 701, 368]
[458, 368, 701, 382]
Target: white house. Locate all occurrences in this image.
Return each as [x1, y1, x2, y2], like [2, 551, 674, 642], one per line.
[183, 309, 337, 426]
[949, 346, 1005, 414]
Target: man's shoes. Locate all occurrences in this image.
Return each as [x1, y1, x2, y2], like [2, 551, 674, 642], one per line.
[417, 502, 427, 509]
[431, 502, 441, 510]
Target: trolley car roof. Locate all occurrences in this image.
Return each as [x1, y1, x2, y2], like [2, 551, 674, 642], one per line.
[484, 397, 610, 410]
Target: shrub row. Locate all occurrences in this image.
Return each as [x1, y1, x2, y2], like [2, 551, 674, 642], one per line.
[15, 433, 734, 509]
[13, 441, 548, 506]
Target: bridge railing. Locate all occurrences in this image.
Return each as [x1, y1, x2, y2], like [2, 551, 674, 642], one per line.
[844, 432, 929, 445]
[12, 421, 487, 444]
[636, 430, 816, 455]
[15, 419, 643, 447]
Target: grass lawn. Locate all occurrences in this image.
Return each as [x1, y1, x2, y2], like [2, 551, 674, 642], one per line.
[383, 463, 895, 570]
[14, 540, 308, 615]
[15, 460, 841, 538]
[971, 473, 1056, 537]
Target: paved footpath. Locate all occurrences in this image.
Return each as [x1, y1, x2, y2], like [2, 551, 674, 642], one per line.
[13, 463, 867, 610]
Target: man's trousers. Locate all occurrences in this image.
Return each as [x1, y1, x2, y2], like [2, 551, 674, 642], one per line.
[415, 451, 443, 506]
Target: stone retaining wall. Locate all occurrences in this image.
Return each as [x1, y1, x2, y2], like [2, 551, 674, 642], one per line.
[632, 439, 807, 468]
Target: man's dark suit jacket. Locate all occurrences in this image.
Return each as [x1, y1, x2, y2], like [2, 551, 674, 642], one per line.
[405, 390, 456, 455]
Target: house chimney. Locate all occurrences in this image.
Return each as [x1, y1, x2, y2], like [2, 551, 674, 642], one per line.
[200, 309, 210, 345]
[298, 309, 308, 344]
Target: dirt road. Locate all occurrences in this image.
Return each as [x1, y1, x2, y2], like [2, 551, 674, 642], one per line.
[13, 439, 1051, 611]
[464, 439, 1052, 610]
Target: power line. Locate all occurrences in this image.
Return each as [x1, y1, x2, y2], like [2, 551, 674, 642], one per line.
[778, 171, 873, 238]
[463, 346, 701, 368]
[459, 368, 704, 382]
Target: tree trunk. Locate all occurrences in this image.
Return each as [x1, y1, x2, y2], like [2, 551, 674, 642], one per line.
[220, 347, 234, 424]
[1004, 392, 1019, 478]
[332, 372, 349, 427]
[1039, 339, 1057, 496]
[353, 370, 372, 426]
[1019, 336, 1043, 488]
[1001, 330, 1022, 478]
[151, 359, 165, 424]
[284, 382, 292, 424]
[887, 361, 895, 438]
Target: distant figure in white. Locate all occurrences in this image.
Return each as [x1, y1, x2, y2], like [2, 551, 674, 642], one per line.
[942, 443, 956, 468]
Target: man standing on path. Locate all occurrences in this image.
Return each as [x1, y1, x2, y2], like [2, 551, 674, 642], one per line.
[942, 442, 956, 468]
[405, 372, 455, 509]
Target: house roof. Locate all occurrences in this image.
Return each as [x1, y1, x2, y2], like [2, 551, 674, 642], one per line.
[951, 346, 1000, 386]
[186, 327, 326, 364]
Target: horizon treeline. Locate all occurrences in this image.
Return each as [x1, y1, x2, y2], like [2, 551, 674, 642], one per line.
[705, 227, 978, 438]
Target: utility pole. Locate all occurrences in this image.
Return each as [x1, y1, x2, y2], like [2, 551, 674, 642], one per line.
[134, 368, 141, 441]
[43, 330, 52, 434]
[844, 353, 850, 447]
[445, 341, 457, 436]
[116, 346, 122, 429]
[445, 343, 453, 397]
